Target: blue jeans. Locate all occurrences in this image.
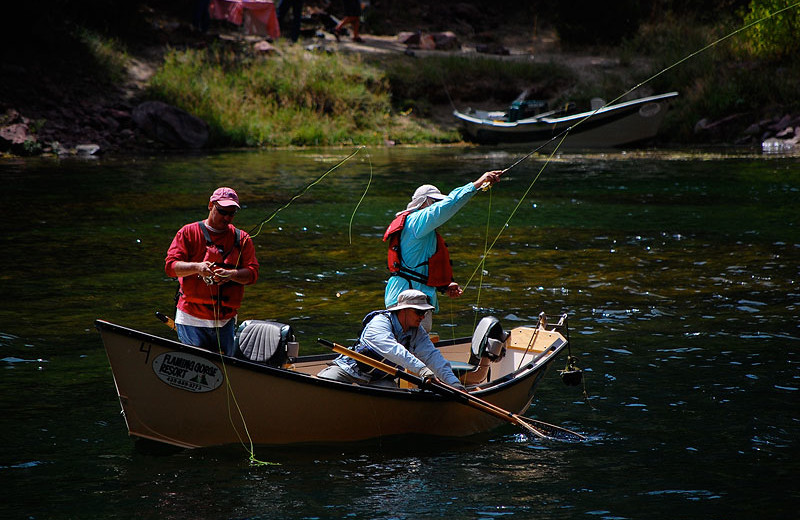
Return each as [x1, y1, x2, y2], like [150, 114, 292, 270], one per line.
[177, 320, 236, 356]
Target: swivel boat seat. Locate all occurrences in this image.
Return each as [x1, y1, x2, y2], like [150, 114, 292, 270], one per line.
[450, 316, 509, 386]
[234, 320, 297, 367]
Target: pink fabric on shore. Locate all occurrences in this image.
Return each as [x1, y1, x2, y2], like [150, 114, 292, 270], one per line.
[209, 0, 280, 38]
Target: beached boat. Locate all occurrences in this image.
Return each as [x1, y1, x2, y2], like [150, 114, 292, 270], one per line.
[453, 91, 679, 147]
[95, 313, 573, 448]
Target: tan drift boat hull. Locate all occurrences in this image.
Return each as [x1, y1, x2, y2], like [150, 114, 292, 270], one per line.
[95, 317, 568, 448]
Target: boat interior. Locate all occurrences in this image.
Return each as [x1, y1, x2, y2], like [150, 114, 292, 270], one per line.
[232, 313, 570, 389]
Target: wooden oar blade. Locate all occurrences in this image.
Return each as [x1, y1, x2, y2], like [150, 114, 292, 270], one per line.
[511, 417, 550, 440]
[517, 416, 586, 442]
[429, 379, 585, 442]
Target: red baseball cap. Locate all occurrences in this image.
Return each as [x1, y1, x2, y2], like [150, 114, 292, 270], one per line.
[210, 187, 240, 208]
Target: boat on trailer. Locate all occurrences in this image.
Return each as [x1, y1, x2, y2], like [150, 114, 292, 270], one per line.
[95, 313, 572, 448]
[453, 91, 679, 147]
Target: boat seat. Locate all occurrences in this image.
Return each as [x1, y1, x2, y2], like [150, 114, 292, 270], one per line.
[234, 320, 296, 367]
[450, 316, 509, 386]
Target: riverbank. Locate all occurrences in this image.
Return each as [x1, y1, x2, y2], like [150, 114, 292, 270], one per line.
[1, 3, 798, 156]
[0, 6, 588, 155]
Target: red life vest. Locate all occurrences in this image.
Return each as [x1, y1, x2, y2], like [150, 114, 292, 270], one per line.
[179, 222, 245, 312]
[383, 211, 454, 290]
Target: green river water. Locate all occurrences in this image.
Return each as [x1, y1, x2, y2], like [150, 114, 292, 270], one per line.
[1, 146, 798, 519]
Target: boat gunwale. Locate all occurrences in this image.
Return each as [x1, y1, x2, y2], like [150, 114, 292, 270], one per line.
[453, 91, 679, 128]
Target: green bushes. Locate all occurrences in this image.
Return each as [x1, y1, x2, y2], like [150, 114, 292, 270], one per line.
[623, 6, 800, 141]
[373, 54, 575, 111]
[741, 0, 800, 60]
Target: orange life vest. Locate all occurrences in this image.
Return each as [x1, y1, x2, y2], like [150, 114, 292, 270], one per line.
[383, 211, 454, 290]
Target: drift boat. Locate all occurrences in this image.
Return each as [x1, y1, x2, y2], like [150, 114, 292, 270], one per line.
[95, 313, 573, 448]
[453, 91, 679, 147]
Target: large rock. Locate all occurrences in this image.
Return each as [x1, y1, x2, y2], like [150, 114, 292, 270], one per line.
[0, 109, 40, 155]
[0, 122, 30, 146]
[433, 31, 460, 50]
[398, 31, 461, 51]
[397, 32, 420, 45]
[132, 101, 209, 149]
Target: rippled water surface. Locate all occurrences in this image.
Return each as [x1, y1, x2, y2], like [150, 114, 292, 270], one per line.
[1, 147, 798, 519]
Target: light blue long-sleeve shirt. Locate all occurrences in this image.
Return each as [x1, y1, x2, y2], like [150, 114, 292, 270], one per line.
[384, 182, 478, 312]
[333, 312, 461, 387]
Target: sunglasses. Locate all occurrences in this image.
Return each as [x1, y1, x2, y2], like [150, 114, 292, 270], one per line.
[413, 309, 427, 317]
[215, 205, 237, 216]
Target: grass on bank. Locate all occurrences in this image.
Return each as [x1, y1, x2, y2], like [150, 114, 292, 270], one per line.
[147, 44, 453, 147]
[146, 43, 575, 148]
[367, 54, 576, 117]
[74, 27, 130, 84]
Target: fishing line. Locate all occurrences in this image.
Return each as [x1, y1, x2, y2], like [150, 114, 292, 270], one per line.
[348, 147, 373, 244]
[464, 2, 800, 291]
[471, 184, 493, 331]
[248, 146, 365, 239]
[215, 145, 367, 275]
[439, 68, 459, 114]
[463, 133, 568, 291]
[446, 297, 456, 342]
[203, 275, 278, 465]
[497, 1, 800, 180]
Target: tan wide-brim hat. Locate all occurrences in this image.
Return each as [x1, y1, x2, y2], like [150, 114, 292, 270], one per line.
[388, 289, 434, 311]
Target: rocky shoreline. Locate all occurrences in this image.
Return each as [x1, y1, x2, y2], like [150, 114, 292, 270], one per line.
[0, 102, 141, 157]
[694, 112, 800, 152]
[0, 57, 147, 156]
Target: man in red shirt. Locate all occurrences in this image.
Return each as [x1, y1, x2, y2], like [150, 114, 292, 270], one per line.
[165, 187, 259, 355]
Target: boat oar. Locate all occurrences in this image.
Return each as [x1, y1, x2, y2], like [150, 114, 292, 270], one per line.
[317, 339, 585, 442]
[317, 338, 438, 387]
[427, 378, 586, 443]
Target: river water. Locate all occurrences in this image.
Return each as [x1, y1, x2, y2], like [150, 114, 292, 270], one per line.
[1, 147, 798, 519]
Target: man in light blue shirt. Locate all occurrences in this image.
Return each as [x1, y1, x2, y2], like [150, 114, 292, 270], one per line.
[318, 289, 464, 389]
[384, 171, 502, 318]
